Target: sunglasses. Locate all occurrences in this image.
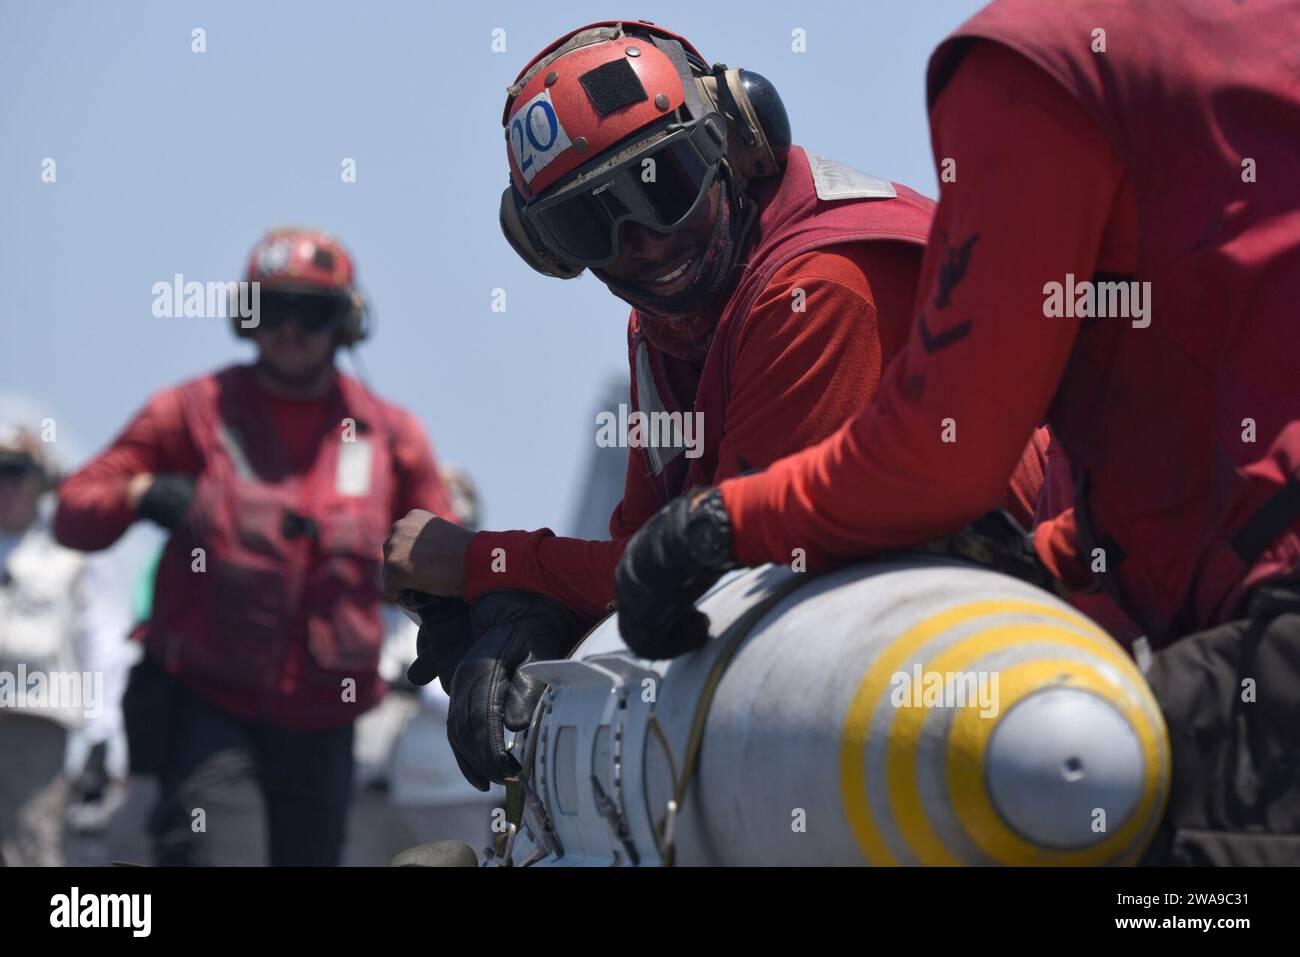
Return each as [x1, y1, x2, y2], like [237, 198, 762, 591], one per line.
[0, 459, 38, 483]
[255, 291, 350, 335]
[524, 116, 727, 269]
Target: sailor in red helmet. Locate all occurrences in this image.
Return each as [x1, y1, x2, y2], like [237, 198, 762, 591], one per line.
[615, 1, 1300, 864]
[381, 20, 1052, 790]
[54, 227, 454, 866]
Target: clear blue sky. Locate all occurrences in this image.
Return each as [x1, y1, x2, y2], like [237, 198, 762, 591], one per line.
[0, 0, 985, 573]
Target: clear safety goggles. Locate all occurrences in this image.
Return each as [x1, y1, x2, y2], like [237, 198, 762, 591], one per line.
[523, 117, 726, 268]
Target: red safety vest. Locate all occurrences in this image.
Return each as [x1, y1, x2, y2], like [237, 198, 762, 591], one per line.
[931, 0, 1300, 639]
[145, 365, 400, 729]
[629, 145, 934, 507]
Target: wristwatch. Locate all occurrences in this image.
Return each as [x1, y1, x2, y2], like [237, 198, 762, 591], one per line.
[685, 489, 735, 570]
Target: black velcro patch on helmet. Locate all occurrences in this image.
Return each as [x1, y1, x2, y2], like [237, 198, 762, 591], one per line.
[312, 248, 335, 272]
[579, 59, 648, 116]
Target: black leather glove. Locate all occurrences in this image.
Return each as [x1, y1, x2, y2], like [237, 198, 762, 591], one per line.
[446, 590, 579, 791]
[402, 593, 475, 695]
[138, 473, 196, 530]
[70, 740, 110, 805]
[615, 488, 736, 660]
[916, 509, 1064, 594]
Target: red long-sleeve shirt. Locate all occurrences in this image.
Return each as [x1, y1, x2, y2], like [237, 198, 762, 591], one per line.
[55, 370, 452, 727]
[720, 42, 1135, 583]
[55, 376, 451, 552]
[464, 239, 1053, 620]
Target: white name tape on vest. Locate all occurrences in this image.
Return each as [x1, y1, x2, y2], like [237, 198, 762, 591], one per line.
[336, 438, 373, 496]
[805, 151, 897, 202]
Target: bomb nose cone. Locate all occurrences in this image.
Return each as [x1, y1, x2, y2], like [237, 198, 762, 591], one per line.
[985, 687, 1144, 850]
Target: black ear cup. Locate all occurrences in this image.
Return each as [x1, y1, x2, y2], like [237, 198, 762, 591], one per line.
[698, 67, 790, 180]
[342, 291, 369, 345]
[736, 70, 790, 168]
[229, 293, 251, 339]
[499, 185, 584, 279]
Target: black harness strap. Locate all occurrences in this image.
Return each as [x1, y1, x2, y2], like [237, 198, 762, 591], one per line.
[1230, 464, 1300, 564]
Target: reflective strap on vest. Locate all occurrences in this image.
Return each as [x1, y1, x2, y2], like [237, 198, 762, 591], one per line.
[1231, 464, 1300, 565]
[216, 423, 257, 481]
[634, 339, 682, 476]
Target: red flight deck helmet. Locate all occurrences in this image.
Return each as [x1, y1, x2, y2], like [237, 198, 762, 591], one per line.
[498, 20, 791, 279]
[234, 226, 370, 344]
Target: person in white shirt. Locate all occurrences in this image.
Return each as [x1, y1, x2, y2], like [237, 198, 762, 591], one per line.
[0, 422, 127, 865]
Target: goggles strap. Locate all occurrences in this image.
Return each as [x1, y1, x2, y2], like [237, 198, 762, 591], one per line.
[649, 35, 709, 124]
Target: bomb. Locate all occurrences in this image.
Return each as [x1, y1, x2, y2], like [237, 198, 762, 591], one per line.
[502, 558, 1169, 866]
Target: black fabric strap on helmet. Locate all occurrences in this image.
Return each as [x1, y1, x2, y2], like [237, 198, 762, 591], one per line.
[649, 34, 709, 124]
